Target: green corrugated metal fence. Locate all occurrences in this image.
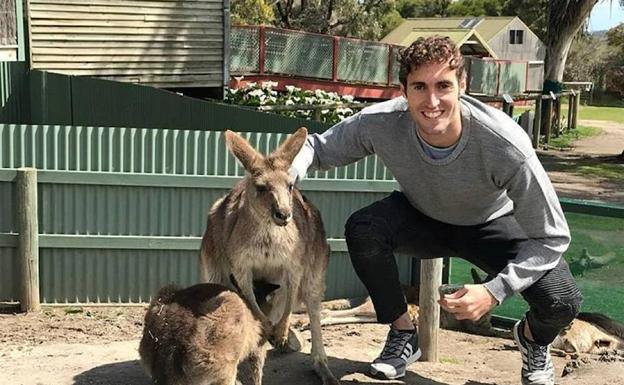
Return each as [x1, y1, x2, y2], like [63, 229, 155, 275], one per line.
[0, 124, 393, 180]
[1, 122, 622, 320]
[0, 123, 404, 304]
[0, 169, 407, 303]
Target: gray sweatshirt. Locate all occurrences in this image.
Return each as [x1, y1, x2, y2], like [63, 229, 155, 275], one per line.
[291, 95, 570, 303]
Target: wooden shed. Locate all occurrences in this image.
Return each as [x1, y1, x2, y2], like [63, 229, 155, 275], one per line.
[25, 0, 229, 90]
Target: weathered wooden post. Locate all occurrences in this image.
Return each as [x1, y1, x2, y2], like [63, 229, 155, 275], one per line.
[567, 92, 574, 133]
[419, 258, 443, 362]
[532, 96, 542, 149]
[543, 96, 553, 147]
[572, 91, 581, 130]
[553, 95, 562, 137]
[17, 168, 40, 312]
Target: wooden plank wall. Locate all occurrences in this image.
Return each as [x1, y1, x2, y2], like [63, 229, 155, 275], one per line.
[27, 0, 225, 88]
[1, 0, 17, 46]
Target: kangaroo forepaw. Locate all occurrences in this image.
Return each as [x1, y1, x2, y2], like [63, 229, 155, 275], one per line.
[269, 327, 303, 353]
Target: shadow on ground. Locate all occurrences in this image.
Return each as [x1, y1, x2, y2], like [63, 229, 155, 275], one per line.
[73, 351, 453, 385]
[538, 152, 623, 173]
[73, 360, 149, 385]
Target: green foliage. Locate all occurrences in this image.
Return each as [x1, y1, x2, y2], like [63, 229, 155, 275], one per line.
[224, 82, 359, 124]
[501, 0, 548, 41]
[381, 10, 405, 38]
[564, 35, 610, 84]
[273, 0, 397, 40]
[606, 66, 624, 97]
[230, 0, 275, 25]
[606, 22, 624, 48]
[396, 0, 451, 18]
[448, 0, 503, 16]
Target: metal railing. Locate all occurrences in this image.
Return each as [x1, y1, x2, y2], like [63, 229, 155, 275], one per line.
[230, 26, 543, 95]
[231, 26, 402, 87]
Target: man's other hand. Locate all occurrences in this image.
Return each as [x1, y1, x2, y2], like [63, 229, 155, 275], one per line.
[438, 284, 498, 321]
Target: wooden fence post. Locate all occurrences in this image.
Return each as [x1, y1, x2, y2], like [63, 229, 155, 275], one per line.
[17, 168, 40, 312]
[532, 96, 542, 149]
[543, 98, 553, 147]
[573, 91, 581, 130]
[567, 92, 574, 133]
[418, 258, 443, 362]
[553, 97, 562, 137]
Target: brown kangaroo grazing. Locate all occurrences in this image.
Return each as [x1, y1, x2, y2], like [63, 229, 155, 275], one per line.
[293, 268, 507, 339]
[139, 283, 267, 385]
[552, 312, 624, 354]
[199, 127, 340, 385]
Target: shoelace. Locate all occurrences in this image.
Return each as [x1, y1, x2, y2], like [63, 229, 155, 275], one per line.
[380, 329, 412, 359]
[527, 342, 549, 370]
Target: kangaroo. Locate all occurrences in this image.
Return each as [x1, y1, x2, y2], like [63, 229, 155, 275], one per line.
[139, 283, 268, 385]
[199, 127, 339, 385]
[293, 269, 506, 338]
[552, 312, 624, 354]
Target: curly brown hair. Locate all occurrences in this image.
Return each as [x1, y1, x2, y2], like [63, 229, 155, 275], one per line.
[398, 35, 465, 88]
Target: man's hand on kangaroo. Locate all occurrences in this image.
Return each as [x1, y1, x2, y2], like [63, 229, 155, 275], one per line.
[439, 284, 498, 322]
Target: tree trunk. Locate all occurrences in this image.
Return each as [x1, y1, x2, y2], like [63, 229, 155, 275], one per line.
[544, 0, 599, 83]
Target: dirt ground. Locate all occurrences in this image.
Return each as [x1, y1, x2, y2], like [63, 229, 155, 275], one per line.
[1, 306, 623, 385]
[537, 119, 624, 204]
[1, 119, 623, 385]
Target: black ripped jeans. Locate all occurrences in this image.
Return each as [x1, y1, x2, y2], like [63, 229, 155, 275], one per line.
[344, 191, 582, 346]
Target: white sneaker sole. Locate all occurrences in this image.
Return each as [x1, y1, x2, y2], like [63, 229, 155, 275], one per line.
[369, 348, 422, 380]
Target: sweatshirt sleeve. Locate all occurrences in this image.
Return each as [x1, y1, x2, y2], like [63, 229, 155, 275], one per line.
[483, 154, 571, 303]
[290, 112, 375, 181]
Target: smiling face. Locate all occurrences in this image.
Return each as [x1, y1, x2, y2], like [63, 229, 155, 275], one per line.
[402, 59, 466, 148]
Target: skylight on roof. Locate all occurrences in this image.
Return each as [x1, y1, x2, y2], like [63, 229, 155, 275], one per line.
[459, 17, 482, 29]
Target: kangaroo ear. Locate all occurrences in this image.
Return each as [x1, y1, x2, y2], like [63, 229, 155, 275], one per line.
[224, 130, 261, 171]
[272, 127, 308, 166]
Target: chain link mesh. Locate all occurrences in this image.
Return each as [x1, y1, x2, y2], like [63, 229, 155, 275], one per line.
[526, 62, 544, 92]
[392, 47, 401, 86]
[467, 57, 498, 95]
[230, 27, 260, 73]
[264, 29, 333, 79]
[337, 40, 389, 84]
[498, 61, 526, 95]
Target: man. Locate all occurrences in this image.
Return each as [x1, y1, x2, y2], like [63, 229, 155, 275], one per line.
[290, 36, 582, 385]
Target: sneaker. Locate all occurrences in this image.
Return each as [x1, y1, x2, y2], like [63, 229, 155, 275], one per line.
[370, 326, 421, 379]
[513, 319, 555, 385]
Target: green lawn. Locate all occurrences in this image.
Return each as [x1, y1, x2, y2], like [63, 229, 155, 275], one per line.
[548, 125, 601, 150]
[578, 105, 624, 124]
[513, 104, 624, 124]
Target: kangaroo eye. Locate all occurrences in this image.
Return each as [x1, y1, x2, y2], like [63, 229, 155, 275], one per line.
[288, 183, 294, 192]
[255, 184, 267, 192]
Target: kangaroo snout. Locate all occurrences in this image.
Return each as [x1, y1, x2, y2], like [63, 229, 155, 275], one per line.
[272, 208, 293, 226]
